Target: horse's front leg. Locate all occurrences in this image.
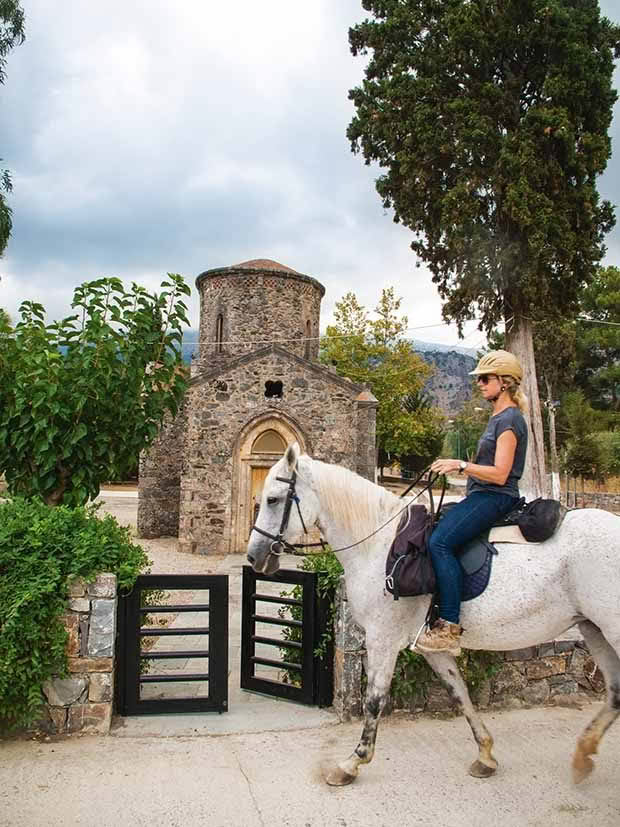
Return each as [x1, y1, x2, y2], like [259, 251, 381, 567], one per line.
[326, 636, 400, 786]
[422, 651, 498, 778]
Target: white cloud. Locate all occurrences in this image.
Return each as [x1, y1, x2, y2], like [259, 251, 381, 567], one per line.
[1, 0, 619, 354]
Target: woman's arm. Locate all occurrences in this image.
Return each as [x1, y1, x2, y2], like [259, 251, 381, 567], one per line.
[431, 429, 517, 486]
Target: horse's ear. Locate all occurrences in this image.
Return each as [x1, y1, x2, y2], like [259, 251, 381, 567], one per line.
[285, 442, 300, 471]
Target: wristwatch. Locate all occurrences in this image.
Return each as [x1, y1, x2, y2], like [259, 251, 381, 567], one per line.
[458, 460, 467, 474]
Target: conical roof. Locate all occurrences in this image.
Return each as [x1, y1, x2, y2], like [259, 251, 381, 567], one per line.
[232, 259, 300, 274]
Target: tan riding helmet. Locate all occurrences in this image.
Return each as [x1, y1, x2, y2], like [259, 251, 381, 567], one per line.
[469, 350, 523, 383]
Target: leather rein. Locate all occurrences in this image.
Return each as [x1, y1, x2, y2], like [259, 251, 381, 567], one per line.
[250, 465, 442, 561]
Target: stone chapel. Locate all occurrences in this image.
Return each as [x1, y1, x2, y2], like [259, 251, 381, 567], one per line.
[137, 259, 378, 554]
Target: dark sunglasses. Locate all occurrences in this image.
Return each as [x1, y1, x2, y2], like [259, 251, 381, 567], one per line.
[476, 374, 497, 385]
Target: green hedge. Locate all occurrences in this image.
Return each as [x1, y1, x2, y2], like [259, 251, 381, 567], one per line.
[0, 498, 148, 730]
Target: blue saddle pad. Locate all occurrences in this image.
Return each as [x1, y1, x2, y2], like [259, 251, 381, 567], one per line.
[458, 537, 498, 602]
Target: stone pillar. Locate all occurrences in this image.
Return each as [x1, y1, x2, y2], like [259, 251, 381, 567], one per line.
[40, 573, 117, 735]
[137, 405, 187, 538]
[333, 577, 366, 721]
[355, 389, 378, 482]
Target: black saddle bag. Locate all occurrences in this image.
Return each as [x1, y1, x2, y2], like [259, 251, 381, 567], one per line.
[385, 504, 435, 599]
[385, 475, 446, 600]
[495, 496, 565, 542]
[516, 497, 566, 542]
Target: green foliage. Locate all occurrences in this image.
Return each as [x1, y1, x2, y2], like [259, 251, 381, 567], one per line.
[563, 435, 604, 480]
[558, 390, 601, 443]
[320, 288, 444, 466]
[0, 1, 25, 256]
[558, 390, 609, 479]
[589, 431, 620, 480]
[443, 397, 488, 462]
[0, 497, 148, 730]
[391, 647, 501, 709]
[348, 1, 619, 333]
[278, 549, 343, 684]
[0, 275, 191, 506]
[576, 265, 620, 410]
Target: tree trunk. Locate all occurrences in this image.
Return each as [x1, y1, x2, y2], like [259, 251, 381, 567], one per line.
[505, 315, 547, 499]
[545, 377, 561, 500]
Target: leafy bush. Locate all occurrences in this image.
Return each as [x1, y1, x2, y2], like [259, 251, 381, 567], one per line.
[0, 497, 148, 729]
[0, 275, 190, 506]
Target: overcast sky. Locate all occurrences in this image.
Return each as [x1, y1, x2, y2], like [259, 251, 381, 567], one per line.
[1, 0, 619, 351]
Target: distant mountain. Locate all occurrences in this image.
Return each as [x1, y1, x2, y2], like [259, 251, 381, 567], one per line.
[410, 338, 478, 357]
[416, 348, 476, 415]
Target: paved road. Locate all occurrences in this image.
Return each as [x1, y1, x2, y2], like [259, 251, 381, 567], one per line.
[2, 705, 620, 827]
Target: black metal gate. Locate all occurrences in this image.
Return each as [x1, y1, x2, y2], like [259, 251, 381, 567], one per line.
[240, 566, 333, 706]
[116, 574, 228, 715]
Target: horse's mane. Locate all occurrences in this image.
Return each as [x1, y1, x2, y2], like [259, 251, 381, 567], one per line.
[307, 457, 403, 547]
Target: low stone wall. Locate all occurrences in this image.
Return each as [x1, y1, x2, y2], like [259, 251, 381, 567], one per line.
[566, 491, 620, 512]
[333, 578, 604, 721]
[39, 573, 117, 735]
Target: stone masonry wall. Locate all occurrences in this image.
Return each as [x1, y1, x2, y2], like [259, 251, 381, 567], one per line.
[566, 491, 620, 512]
[333, 578, 604, 721]
[178, 346, 365, 554]
[196, 266, 323, 366]
[39, 573, 117, 735]
[137, 404, 188, 538]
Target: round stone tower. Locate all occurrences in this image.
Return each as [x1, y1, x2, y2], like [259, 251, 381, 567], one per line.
[195, 259, 325, 365]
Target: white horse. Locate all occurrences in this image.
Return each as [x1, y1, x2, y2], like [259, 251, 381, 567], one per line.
[247, 444, 620, 786]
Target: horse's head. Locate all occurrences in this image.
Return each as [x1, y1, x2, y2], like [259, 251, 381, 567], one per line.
[246, 442, 320, 575]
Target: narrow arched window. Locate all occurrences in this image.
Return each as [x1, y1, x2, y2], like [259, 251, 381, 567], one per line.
[304, 320, 312, 359]
[215, 314, 224, 353]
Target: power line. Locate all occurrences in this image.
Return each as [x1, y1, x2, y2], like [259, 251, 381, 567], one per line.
[179, 319, 484, 348]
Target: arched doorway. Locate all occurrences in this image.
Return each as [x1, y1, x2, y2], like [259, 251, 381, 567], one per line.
[231, 414, 308, 552]
[249, 429, 287, 525]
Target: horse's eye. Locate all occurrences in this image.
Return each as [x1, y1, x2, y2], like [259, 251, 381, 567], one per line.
[267, 497, 278, 505]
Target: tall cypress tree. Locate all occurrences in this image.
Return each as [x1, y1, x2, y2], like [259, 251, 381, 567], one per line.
[348, 0, 620, 495]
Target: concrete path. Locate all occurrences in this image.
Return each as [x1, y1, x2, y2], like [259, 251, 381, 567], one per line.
[3, 705, 620, 826]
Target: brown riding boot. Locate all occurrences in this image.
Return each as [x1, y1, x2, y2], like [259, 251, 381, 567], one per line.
[415, 618, 462, 657]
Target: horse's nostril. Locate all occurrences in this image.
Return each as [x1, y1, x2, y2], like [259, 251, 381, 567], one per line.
[247, 553, 255, 564]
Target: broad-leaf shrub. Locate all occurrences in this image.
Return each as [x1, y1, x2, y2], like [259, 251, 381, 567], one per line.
[0, 498, 148, 729]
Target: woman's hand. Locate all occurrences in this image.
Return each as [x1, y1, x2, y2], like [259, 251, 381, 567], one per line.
[430, 458, 461, 475]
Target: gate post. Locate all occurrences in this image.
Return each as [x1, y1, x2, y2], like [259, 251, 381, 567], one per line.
[333, 576, 365, 721]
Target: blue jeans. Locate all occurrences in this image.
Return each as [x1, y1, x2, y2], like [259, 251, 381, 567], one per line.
[429, 491, 519, 624]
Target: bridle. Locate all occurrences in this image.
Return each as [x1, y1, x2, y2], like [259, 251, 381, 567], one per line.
[250, 464, 443, 561]
[250, 469, 325, 558]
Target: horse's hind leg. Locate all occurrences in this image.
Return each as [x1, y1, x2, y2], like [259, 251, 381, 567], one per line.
[422, 651, 498, 778]
[325, 637, 400, 786]
[572, 620, 620, 784]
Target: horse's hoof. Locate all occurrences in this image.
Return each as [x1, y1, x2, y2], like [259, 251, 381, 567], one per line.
[325, 767, 357, 786]
[469, 759, 497, 779]
[572, 756, 594, 785]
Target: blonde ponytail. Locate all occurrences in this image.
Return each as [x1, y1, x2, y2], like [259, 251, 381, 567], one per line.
[502, 376, 529, 414]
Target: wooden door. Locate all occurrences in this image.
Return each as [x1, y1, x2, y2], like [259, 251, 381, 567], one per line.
[250, 466, 270, 537]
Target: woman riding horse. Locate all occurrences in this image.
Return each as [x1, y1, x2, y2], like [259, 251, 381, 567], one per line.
[416, 349, 528, 657]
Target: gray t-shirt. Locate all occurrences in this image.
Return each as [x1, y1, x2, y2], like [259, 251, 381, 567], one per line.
[466, 407, 528, 498]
